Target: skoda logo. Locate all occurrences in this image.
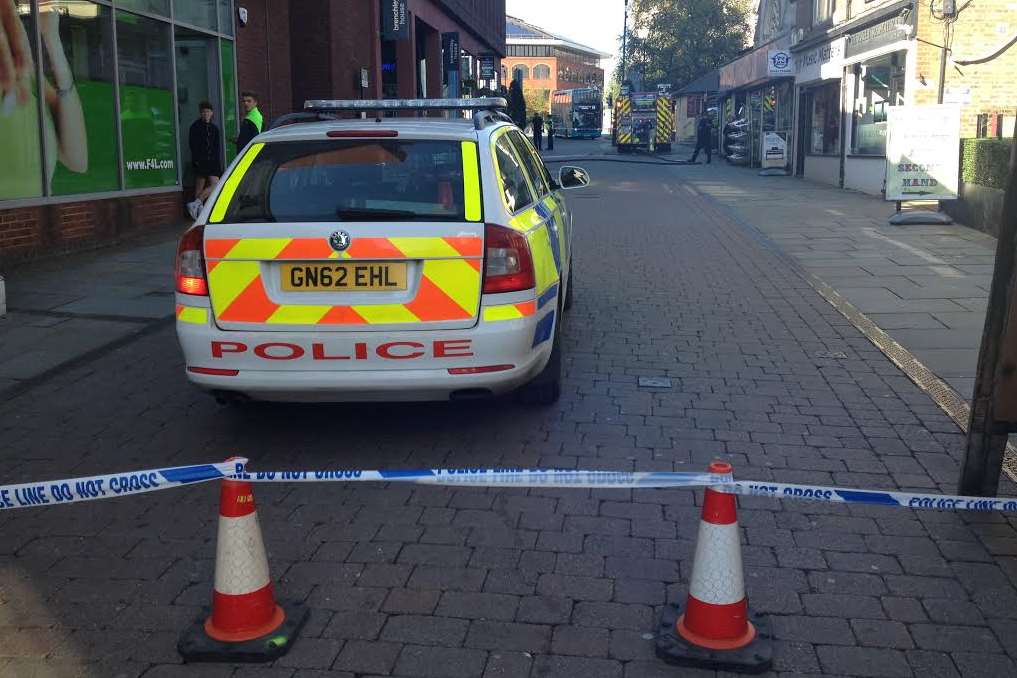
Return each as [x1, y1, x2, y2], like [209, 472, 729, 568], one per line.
[328, 230, 351, 252]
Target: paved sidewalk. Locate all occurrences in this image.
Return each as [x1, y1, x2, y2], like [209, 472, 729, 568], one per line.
[0, 229, 180, 395]
[675, 148, 996, 401]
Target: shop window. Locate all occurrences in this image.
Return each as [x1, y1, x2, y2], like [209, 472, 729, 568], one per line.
[218, 0, 234, 36]
[118, 0, 170, 16]
[220, 40, 238, 165]
[851, 52, 905, 156]
[0, 2, 43, 200]
[512, 65, 529, 81]
[45, 1, 119, 196]
[175, 0, 217, 31]
[533, 64, 551, 80]
[810, 82, 840, 155]
[813, 0, 833, 26]
[116, 10, 177, 189]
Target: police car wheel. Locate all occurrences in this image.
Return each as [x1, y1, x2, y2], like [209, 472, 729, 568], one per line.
[516, 305, 563, 406]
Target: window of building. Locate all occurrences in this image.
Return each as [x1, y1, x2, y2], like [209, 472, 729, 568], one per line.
[533, 64, 551, 80]
[175, 0, 217, 31]
[809, 81, 840, 155]
[851, 52, 905, 156]
[0, 4, 42, 200]
[119, 0, 170, 16]
[46, 1, 119, 196]
[814, 0, 833, 25]
[116, 10, 177, 189]
[512, 64, 529, 81]
[494, 135, 534, 213]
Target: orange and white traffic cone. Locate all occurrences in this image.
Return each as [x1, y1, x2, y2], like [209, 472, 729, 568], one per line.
[178, 465, 307, 662]
[656, 461, 772, 674]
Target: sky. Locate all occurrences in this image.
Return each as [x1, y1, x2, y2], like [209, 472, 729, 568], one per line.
[504, 0, 627, 82]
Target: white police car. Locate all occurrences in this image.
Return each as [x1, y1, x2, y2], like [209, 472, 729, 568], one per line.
[174, 98, 589, 404]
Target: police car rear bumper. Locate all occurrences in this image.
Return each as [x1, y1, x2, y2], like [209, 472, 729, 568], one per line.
[175, 309, 554, 402]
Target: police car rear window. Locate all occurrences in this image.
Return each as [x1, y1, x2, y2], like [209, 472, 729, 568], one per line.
[221, 140, 468, 223]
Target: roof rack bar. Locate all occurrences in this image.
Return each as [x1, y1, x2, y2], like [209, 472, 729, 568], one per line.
[304, 97, 507, 112]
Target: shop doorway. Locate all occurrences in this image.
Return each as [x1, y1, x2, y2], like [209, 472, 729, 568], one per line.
[175, 29, 222, 188]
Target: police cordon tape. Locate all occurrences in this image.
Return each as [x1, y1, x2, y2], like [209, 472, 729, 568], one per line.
[2, 459, 1017, 513]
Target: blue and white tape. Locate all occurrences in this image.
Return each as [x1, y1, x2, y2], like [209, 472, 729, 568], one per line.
[0, 460, 243, 511]
[2, 459, 1016, 514]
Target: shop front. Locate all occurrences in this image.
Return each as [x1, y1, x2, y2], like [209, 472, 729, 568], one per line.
[718, 38, 793, 170]
[792, 37, 846, 187]
[841, 10, 914, 195]
[1, 0, 237, 259]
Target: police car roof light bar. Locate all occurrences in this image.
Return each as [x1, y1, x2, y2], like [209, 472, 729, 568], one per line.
[303, 97, 508, 112]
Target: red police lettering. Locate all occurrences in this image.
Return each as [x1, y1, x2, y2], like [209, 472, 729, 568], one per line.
[312, 343, 350, 360]
[377, 341, 425, 359]
[254, 343, 305, 360]
[433, 339, 474, 358]
[355, 342, 368, 360]
[211, 341, 247, 358]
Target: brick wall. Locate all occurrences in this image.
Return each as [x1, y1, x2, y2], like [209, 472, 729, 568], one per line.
[0, 192, 183, 266]
[914, 0, 1017, 136]
[235, 0, 293, 124]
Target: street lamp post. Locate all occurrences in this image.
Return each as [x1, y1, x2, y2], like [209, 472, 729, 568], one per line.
[621, 0, 629, 83]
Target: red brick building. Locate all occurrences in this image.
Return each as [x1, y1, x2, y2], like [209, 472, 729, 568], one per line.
[0, 0, 505, 265]
[502, 15, 607, 100]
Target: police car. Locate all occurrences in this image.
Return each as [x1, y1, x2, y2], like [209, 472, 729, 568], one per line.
[174, 98, 588, 405]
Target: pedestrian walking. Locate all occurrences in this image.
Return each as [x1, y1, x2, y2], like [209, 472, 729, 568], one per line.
[531, 112, 543, 151]
[689, 114, 713, 164]
[236, 90, 263, 152]
[185, 101, 223, 220]
[546, 117, 554, 151]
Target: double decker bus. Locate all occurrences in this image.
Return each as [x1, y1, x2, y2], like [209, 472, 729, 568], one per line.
[550, 88, 602, 139]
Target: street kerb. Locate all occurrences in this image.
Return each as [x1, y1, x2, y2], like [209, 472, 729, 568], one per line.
[656, 461, 773, 674]
[178, 460, 307, 663]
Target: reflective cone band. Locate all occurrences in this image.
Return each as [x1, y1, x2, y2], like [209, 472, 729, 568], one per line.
[676, 461, 756, 651]
[204, 474, 285, 642]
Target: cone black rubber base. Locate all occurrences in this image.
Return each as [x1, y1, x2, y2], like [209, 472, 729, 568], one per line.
[655, 603, 773, 674]
[178, 601, 308, 663]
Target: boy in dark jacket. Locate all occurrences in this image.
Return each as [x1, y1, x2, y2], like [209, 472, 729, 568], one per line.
[186, 102, 223, 220]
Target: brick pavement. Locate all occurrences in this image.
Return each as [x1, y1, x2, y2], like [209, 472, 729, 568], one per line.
[0, 149, 1016, 677]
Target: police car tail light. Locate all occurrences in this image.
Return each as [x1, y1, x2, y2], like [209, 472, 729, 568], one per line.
[176, 224, 208, 296]
[483, 223, 534, 294]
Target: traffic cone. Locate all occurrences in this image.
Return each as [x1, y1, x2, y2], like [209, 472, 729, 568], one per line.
[178, 464, 307, 662]
[655, 461, 772, 674]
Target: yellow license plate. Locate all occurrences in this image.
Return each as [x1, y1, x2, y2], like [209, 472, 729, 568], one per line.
[280, 262, 408, 292]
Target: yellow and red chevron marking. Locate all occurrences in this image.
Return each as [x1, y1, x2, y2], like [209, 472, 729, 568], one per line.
[205, 236, 482, 261]
[482, 300, 537, 322]
[207, 255, 482, 325]
[176, 304, 208, 325]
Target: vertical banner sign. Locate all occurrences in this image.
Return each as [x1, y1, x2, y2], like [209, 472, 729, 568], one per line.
[761, 131, 787, 169]
[479, 56, 495, 80]
[381, 0, 408, 40]
[442, 32, 460, 98]
[885, 105, 960, 202]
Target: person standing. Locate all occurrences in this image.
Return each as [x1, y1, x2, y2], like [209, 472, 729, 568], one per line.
[689, 114, 713, 164]
[546, 117, 554, 151]
[185, 101, 223, 220]
[531, 112, 543, 151]
[235, 90, 262, 152]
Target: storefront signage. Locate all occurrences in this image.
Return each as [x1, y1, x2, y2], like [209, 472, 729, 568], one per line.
[442, 32, 460, 72]
[767, 50, 793, 76]
[885, 105, 960, 202]
[721, 38, 791, 90]
[479, 57, 495, 80]
[762, 131, 787, 169]
[795, 37, 845, 83]
[381, 0, 409, 41]
[845, 13, 911, 58]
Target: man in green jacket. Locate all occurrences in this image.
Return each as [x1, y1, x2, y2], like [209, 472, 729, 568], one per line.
[236, 91, 263, 151]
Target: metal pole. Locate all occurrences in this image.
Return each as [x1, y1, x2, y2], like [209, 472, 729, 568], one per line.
[937, 21, 949, 104]
[958, 115, 1017, 496]
[621, 0, 629, 83]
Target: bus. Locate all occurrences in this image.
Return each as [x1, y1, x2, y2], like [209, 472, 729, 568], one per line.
[550, 88, 603, 139]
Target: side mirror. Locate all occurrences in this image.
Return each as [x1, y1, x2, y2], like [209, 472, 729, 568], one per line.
[558, 165, 590, 190]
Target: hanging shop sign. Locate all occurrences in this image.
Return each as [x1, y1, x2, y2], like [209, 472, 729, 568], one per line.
[442, 32, 460, 72]
[767, 50, 793, 76]
[381, 0, 409, 41]
[884, 104, 960, 202]
[479, 56, 495, 80]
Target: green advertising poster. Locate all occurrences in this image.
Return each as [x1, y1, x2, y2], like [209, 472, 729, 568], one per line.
[221, 40, 238, 166]
[0, 6, 42, 200]
[51, 80, 119, 195]
[120, 84, 178, 189]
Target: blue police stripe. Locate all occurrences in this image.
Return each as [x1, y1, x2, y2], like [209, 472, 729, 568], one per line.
[537, 284, 559, 310]
[379, 469, 436, 478]
[159, 464, 225, 484]
[532, 311, 555, 347]
[835, 489, 899, 506]
[534, 202, 551, 220]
